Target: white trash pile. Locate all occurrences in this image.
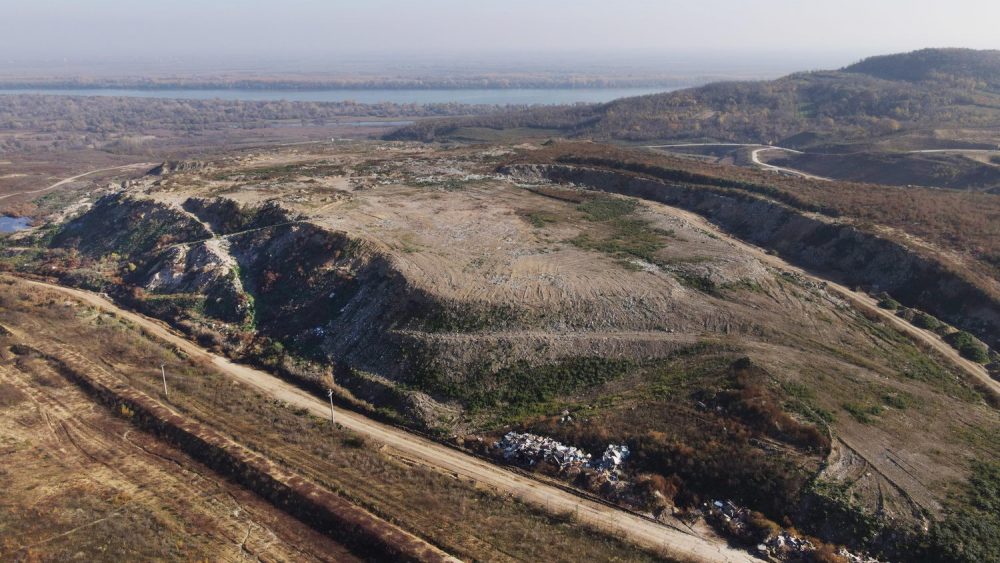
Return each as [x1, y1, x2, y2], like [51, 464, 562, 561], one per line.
[494, 432, 630, 475]
[757, 531, 815, 559]
[592, 444, 631, 473]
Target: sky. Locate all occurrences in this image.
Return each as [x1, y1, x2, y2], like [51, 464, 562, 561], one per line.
[2, 0, 998, 72]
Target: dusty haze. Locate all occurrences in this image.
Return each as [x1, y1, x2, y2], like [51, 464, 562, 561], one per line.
[3, 0, 998, 74]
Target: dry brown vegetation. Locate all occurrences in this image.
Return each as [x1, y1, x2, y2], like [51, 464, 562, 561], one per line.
[513, 142, 1000, 293]
[0, 277, 667, 562]
[0, 304, 361, 561]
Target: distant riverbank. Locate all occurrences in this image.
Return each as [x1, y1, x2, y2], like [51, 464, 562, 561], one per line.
[0, 86, 675, 105]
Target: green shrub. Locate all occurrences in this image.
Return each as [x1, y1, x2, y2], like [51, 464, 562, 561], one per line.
[881, 392, 910, 409]
[944, 331, 990, 364]
[923, 461, 1000, 562]
[842, 402, 883, 424]
[913, 311, 942, 330]
[877, 296, 901, 310]
[577, 197, 639, 221]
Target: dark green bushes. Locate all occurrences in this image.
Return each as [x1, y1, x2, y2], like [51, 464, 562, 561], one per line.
[922, 462, 1000, 562]
[416, 356, 633, 416]
[944, 331, 990, 364]
[913, 311, 943, 330]
[877, 295, 901, 310]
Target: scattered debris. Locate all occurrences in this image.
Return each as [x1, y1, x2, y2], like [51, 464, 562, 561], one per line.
[592, 444, 630, 476]
[757, 531, 815, 559]
[837, 548, 884, 563]
[495, 432, 591, 469]
[493, 432, 630, 478]
[706, 499, 883, 562]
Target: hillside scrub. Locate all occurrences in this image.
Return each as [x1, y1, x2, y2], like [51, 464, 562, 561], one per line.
[526, 356, 828, 523]
[503, 144, 1000, 350]
[923, 461, 1000, 562]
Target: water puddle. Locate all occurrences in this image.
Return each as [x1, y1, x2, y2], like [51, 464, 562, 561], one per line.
[0, 216, 31, 233]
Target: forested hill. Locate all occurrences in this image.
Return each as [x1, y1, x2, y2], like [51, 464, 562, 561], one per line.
[844, 48, 1000, 91]
[388, 48, 1000, 148]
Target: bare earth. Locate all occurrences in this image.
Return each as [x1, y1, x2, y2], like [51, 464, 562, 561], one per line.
[16, 276, 755, 563]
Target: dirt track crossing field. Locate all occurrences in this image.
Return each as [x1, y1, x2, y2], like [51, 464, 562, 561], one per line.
[0, 339, 361, 561]
[12, 276, 758, 563]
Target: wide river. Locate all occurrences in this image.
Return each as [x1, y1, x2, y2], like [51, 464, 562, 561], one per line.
[0, 87, 676, 105]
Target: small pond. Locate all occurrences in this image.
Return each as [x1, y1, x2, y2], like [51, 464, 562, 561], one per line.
[0, 216, 30, 233]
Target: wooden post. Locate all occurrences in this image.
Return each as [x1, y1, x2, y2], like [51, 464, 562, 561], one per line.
[327, 389, 335, 425]
[160, 364, 169, 400]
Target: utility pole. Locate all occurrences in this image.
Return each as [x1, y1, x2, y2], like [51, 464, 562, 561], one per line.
[160, 364, 169, 401]
[327, 389, 335, 425]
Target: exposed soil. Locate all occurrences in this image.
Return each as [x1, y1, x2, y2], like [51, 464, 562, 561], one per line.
[0, 334, 360, 562]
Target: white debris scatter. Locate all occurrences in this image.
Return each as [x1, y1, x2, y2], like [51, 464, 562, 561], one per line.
[494, 432, 630, 475]
[592, 444, 630, 473]
[757, 531, 815, 559]
[708, 499, 883, 562]
[496, 432, 591, 469]
[837, 549, 885, 563]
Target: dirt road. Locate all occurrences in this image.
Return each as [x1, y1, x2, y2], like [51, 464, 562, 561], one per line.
[15, 277, 758, 563]
[748, 148, 830, 181]
[642, 143, 829, 181]
[0, 337, 359, 561]
[0, 163, 154, 201]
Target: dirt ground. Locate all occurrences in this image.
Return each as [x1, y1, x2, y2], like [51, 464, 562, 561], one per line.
[0, 339, 359, 562]
[85, 145, 1000, 517]
[0, 278, 677, 563]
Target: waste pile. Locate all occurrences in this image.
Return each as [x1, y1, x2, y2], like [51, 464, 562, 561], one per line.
[707, 499, 881, 562]
[494, 432, 631, 475]
[757, 531, 815, 559]
[592, 444, 631, 477]
[837, 549, 884, 563]
[495, 432, 591, 469]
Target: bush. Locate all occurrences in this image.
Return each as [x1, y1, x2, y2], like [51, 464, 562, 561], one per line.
[923, 461, 1000, 562]
[913, 311, 942, 330]
[877, 295, 901, 310]
[842, 402, 883, 424]
[944, 331, 990, 364]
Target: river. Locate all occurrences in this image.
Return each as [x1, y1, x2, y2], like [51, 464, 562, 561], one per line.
[0, 87, 675, 105]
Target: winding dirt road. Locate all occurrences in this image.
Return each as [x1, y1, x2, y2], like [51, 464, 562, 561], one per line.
[641, 143, 830, 181]
[748, 148, 831, 181]
[14, 277, 757, 563]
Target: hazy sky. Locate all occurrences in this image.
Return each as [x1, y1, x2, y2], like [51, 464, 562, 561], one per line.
[3, 0, 998, 69]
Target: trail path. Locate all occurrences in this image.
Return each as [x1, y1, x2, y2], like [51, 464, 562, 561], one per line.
[641, 143, 829, 181]
[14, 276, 758, 563]
[0, 163, 154, 201]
